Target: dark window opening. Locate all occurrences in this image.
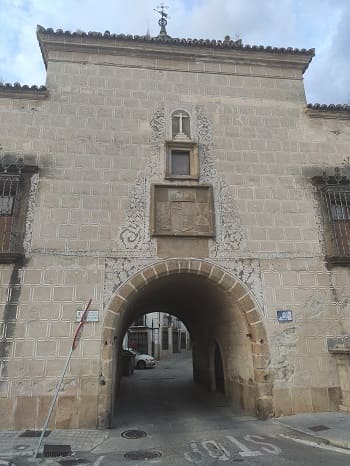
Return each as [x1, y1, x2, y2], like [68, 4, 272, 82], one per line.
[324, 189, 350, 258]
[129, 331, 148, 354]
[312, 169, 350, 265]
[214, 343, 225, 394]
[0, 175, 21, 254]
[162, 328, 169, 350]
[171, 150, 190, 176]
[132, 315, 146, 327]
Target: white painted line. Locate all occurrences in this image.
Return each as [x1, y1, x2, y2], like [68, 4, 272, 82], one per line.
[279, 433, 350, 455]
[226, 435, 262, 457]
[93, 456, 105, 466]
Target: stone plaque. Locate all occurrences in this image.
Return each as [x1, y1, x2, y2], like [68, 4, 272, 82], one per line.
[151, 185, 214, 237]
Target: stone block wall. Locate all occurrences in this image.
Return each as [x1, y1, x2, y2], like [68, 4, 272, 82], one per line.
[0, 33, 349, 427]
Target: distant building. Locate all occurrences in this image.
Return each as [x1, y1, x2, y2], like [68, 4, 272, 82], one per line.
[0, 22, 350, 429]
[124, 312, 190, 358]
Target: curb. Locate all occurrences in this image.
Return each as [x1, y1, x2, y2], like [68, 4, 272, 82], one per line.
[274, 420, 350, 451]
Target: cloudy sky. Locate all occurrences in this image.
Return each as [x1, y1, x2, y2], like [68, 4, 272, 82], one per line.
[0, 0, 349, 104]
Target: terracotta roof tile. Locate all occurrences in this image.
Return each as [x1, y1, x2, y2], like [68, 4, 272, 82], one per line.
[36, 25, 315, 56]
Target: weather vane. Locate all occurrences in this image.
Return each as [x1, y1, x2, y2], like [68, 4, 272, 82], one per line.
[154, 3, 170, 37]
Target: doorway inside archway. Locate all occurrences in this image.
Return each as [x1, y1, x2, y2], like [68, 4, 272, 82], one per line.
[110, 270, 262, 424]
[215, 343, 225, 394]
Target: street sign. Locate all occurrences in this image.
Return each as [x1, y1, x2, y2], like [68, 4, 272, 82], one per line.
[76, 310, 99, 322]
[277, 310, 293, 323]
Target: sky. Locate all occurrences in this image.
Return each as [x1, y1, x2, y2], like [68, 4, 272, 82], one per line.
[0, 0, 349, 104]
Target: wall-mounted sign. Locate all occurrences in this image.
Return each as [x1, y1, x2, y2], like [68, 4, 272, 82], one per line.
[277, 310, 293, 323]
[76, 310, 100, 323]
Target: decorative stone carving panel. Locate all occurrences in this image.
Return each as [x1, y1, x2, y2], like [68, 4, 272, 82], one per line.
[196, 106, 246, 257]
[151, 185, 214, 237]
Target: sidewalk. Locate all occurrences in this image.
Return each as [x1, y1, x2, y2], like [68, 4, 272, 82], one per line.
[0, 429, 108, 463]
[275, 411, 350, 450]
[0, 411, 350, 463]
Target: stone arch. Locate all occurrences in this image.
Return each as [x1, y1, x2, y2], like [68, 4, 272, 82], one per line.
[97, 258, 272, 428]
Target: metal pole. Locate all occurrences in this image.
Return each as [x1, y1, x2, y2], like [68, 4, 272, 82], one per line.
[34, 299, 92, 459]
[34, 347, 74, 458]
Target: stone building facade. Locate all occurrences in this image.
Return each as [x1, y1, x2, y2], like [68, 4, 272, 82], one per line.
[0, 24, 350, 429]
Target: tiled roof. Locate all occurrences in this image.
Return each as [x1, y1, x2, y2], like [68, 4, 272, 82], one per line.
[36, 25, 315, 56]
[305, 103, 350, 118]
[306, 103, 350, 112]
[0, 82, 48, 99]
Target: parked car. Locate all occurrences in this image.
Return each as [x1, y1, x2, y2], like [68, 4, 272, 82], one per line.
[121, 348, 136, 376]
[125, 348, 156, 369]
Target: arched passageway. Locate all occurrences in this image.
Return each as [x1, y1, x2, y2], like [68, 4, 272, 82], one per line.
[215, 343, 225, 394]
[98, 259, 272, 428]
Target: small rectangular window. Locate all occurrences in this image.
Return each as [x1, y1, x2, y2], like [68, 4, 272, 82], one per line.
[165, 141, 199, 180]
[171, 150, 190, 176]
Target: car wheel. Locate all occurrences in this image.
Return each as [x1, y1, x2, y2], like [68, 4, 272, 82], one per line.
[137, 360, 146, 370]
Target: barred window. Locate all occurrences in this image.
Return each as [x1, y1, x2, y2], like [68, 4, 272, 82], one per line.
[0, 174, 21, 253]
[313, 168, 350, 264]
[324, 189, 350, 257]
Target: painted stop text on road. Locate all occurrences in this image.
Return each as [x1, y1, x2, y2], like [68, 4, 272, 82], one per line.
[184, 434, 281, 463]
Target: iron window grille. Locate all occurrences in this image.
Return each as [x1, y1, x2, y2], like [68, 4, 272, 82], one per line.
[313, 168, 350, 265]
[0, 173, 22, 255]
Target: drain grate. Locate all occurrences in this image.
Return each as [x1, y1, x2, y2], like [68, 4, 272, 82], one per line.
[124, 450, 162, 460]
[308, 425, 330, 432]
[19, 430, 51, 438]
[43, 444, 72, 457]
[121, 430, 147, 439]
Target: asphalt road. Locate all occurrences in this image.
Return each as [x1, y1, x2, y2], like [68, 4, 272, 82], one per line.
[4, 351, 350, 465]
[92, 351, 350, 465]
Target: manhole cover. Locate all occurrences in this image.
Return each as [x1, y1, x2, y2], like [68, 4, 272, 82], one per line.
[124, 450, 162, 460]
[121, 430, 147, 439]
[308, 425, 330, 432]
[19, 430, 51, 437]
[43, 444, 72, 457]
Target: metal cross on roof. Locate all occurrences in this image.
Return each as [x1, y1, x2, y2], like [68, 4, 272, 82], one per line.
[154, 3, 170, 37]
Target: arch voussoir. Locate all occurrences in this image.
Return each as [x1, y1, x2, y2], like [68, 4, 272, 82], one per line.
[197, 261, 214, 277]
[99, 258, 272, 426]
[153, 261, 169, 277]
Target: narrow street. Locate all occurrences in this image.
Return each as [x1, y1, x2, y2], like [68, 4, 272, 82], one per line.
[2, 351, 350, 465]
[92, 351, 350, 465]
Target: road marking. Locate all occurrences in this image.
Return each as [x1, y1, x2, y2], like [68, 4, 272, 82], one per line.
[244, 435, 281, 455]
[202, 440, 230, 461]
[226, 435, 262, 457]
[279, 433, 350, 455]
[184, 435, 282, 463]
[184, 441, 204, 463]
[93, 456, 105, 466]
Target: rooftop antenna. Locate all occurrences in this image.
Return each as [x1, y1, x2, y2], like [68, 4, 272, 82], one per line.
[154, 3, 170, 39]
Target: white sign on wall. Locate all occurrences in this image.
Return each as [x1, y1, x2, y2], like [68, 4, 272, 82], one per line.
[76, 310, 100, 322]
[277, 310, 293, 323]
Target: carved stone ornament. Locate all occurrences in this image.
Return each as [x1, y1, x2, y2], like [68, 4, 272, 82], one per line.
[118, 105, 245, 256]
[118, 106, 165, 254]
[211, 258, 264, 314]
[104, 257, 264, 315]
[23, 173, 39, 258]
[196, 106, 245, 256]
[104, 257, 156, 305]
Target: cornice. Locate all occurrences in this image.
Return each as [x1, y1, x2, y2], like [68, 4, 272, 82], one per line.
[36, 25, 315, 74]
[0, 82, 48, 100]
[305, 103, 350, 119]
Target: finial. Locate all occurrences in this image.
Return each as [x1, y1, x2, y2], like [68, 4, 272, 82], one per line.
[154, 3, 170, 39]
